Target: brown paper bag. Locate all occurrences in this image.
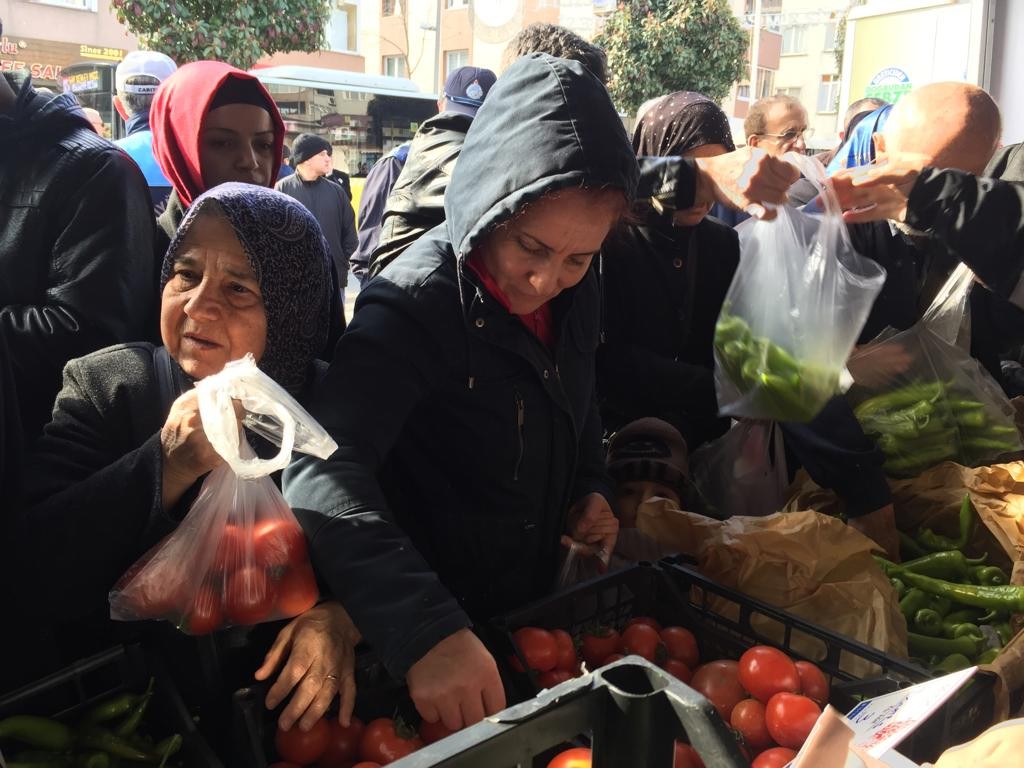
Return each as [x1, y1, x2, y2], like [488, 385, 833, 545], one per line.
[635, 499, 908, 672]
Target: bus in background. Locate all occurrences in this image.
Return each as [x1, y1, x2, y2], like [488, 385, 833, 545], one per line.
[61, 61, 124, 140]
[250, 65, 438, 210]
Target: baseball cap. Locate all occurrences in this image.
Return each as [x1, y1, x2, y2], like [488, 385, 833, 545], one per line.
[607, 418, 690, 491]
[116, 51, 177, 95]
[443, 66, 497, 117]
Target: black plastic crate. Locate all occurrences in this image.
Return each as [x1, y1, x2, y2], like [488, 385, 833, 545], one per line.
[386, 656, 747, 768]
[0, 644, 223, 767]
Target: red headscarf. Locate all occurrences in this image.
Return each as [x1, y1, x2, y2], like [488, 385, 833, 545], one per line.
[150, 61, 285, 207]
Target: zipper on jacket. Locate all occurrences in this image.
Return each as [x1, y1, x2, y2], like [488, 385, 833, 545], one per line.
[513, 390, 526, 481]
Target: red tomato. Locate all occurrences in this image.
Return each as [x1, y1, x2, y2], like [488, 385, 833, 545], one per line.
[225, 565, 276, 625]
[418, 718, 457, 745]
[690, 660, 746, 722]
[581, 627, 621, 668]
[317, 717, 365, 767]
[673, 742, 706, 768]
[795, 661, 829, 706]
[621, 623, 663, 662]
[537, 669, 574, 688]
[751, 747, 797, 768]
[660, 627, 700, 669]
[551, 629, 578, 672]
[254, 518, 308, 569]
[765, 693, 821, 750]
[547, 747, 591, 768]
[212, 524, 247, 573]
[601, 653, 624, 666]
[738, 646, 801, 703]
[131, 565, 188, 619]
[181, 585, 223, 636]
[626, 616, 663, 632]
[730, 698, 773, 752]
[359, 718, 424, 764]
[512, 627, 559, 672]
[276, 563, 319, 618]
[662, 658, 692, 684]
[275, 718, 330, 765]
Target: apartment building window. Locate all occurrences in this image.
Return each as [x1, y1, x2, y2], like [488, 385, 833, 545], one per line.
[823, 22, 839, 52]
[776, 86, 801, 101]
[757, 68, 775, 100]
[383, 55, 406, 78]
[817, 74, 840, 113]
[446, 0, 468, 7]
[326, 2, 358, 52]
[382, 0, 397, 16]
[781, 25, 806, 55]
[737, 84, 750, 101]
[28, 0, 97, 9]
[445, 49, 469, 78]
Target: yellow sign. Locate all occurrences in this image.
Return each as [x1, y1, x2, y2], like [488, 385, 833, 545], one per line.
[79, 44, 124, 62]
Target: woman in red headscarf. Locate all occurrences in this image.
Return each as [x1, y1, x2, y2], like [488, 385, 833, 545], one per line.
[150, 61, 285, 260]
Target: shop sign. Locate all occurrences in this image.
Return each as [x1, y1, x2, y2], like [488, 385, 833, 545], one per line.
[79, 44, 124, 62]
[0, 35, 63, 81]
[65, 68, 102, 92]
[865, 67, 913, 103]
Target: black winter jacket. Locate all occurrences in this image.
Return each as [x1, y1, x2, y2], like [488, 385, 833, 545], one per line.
[0, 76, 156, 446]
[284, 54, 639, 679]
[598, 214, 738, 448]
[369, 111, 471, 277]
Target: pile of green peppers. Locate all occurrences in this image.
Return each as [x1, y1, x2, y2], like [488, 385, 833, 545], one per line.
[854, 379, 1021, 477]
[0, 679, 183, 768]
[877, 497, 1020, 674]
[714, 312, 839, 422]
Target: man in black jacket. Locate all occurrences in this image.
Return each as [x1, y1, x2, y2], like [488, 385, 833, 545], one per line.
[368, 65, 497, 277]
[0, 61, 156, 453]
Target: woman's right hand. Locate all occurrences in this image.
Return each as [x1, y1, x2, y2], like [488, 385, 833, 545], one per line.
[160, 389, 224, 509]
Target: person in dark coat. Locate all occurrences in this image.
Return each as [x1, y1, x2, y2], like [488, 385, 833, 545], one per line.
[350, 141, 410, 286]
[368, 65, 497, 277]
[598, 92, 740, 450]
[0, 64, 156, 454]
[284, 53, 638, 732]
[7, 185, 360, 732]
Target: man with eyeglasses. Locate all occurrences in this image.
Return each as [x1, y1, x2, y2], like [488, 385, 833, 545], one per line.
[744, 95, 812, 156]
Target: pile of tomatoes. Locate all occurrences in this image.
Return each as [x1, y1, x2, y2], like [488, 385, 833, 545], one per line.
[511, 618, 828, 768]
[271, 712, 459, 767]
[124, 517, 319, 635]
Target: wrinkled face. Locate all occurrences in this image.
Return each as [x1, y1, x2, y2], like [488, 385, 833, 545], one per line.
[756, 102, 809, 156]
[160, 211, 267, 380]
[300, 149, 332, 179]
[200, 104, 276, 189]
[672, 143, 732, 227]
[477, 187, 622, 316]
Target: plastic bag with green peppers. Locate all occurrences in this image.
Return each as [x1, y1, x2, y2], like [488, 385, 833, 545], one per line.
[713, 153, 886, 423]
[848, 265, 1023, 478]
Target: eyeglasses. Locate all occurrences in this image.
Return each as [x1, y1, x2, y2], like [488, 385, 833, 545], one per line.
[759, 127, 814, 144]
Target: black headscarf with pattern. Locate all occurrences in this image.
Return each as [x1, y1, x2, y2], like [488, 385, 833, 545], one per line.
[160, 182, 333, 393]
[631, 91, 736, 159]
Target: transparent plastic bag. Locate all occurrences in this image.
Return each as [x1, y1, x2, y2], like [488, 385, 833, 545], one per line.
[109, 355, 338, 633]
[690, 420, 789, 518]
[714, 153, 887, 422]
[850, 267, 1023, 478]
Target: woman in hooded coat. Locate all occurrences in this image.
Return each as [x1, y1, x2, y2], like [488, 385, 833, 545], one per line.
[9, 185, 359, 734]
[597, 92, 741, 451]
[284, 53, 639, 731]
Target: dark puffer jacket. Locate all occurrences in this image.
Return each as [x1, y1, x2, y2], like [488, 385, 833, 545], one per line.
[0, 76, 156, 446]
[284, 53, 639, 679]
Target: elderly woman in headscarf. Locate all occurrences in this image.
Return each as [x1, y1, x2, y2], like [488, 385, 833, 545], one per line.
[8, 184, 359, 734]
[597, 92, 741, 451]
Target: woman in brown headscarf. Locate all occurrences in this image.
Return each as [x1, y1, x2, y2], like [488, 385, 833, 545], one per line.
[597, 91, 741, 450]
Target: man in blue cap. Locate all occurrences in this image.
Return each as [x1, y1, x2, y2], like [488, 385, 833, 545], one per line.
[364, 65, 497, 278]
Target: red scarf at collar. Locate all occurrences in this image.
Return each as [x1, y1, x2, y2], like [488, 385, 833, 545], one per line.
[467, 254, 554, 350]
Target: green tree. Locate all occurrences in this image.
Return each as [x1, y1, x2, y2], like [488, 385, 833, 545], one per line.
[595, 0, 748, 116]
[111, 0, 329, 70]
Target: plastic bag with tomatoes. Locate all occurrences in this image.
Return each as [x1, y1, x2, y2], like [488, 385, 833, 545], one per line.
[109, 355, 338, 634]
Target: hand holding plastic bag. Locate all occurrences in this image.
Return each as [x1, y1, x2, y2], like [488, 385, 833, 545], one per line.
[110, 355, 338, 633]
[714, 153, 887, 422]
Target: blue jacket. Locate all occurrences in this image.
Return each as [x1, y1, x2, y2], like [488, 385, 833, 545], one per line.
[115, 114, 172, 212]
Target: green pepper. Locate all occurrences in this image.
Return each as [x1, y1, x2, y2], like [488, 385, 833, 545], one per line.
[942, 609, 984, 637]
[929, 595, 953, 618]
[113, 679, 153, 738]
[154, 733, 183, 768]
[951, 623, 985, 641]
[899, 533, 927, 560]
[0, 716, 73, 751]
[890, 550, 987, 581]
[962, 436, 1021, 455]
[949, 399, 985, 414]
[885, 445, 959, 476]
[913, 608, 943, 636]
[890, 577, 907, 598]
[899, 587, 931, 619]
[715, 314, 750, 343]
[759, 373, 820, 422]
[900, 570, 1024, 613]
[81, 693, 138, 727]
[934, 653, 974, 673]
[77, 728, 155, 762]
[916, 495, 974, 552]
[765, 342, 801, 378]
[977, 648, 1000, 664]
[855, 381, 945, 420]
[74, 753, 111, 768]
[908, 631, 983, 658]
[956, 409, 989, 429]
[970, 565, 1008, 586]
[5, 760, 71, 768]
[993, 621, 1014, 646]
